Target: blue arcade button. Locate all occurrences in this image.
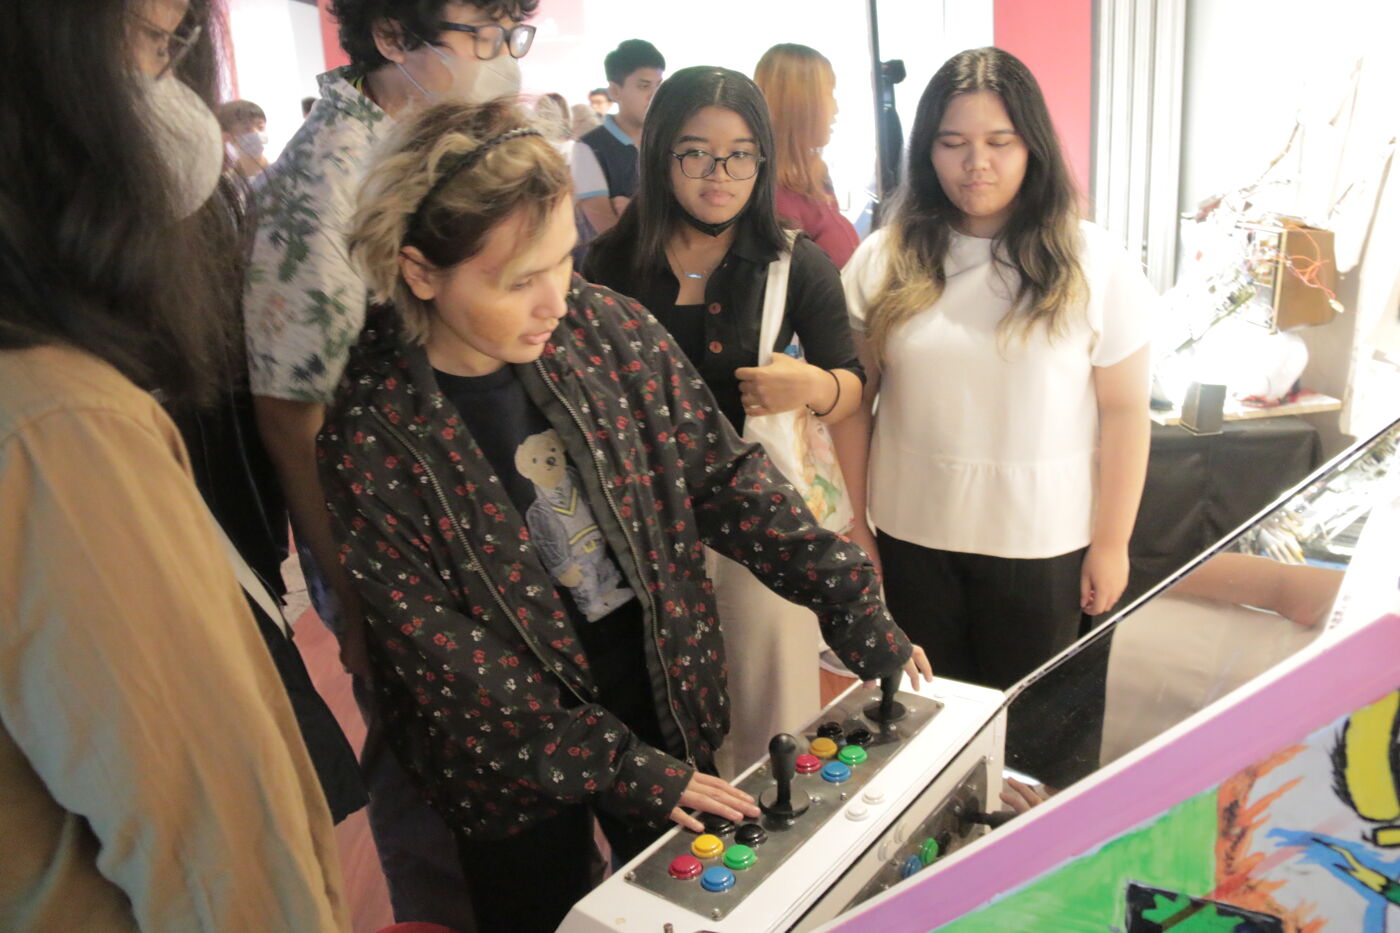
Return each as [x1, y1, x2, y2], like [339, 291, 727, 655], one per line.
[701, 865, 736, 892]
[821, 760, 852, 784]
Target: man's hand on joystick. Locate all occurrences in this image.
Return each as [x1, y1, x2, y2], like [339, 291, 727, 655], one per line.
[669, 771, 760, 833]
[866, 672, 907, 725]
[860, 643, 934, 691]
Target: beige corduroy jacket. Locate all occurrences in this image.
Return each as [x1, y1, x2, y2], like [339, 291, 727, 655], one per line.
[0, 344, 349, 933]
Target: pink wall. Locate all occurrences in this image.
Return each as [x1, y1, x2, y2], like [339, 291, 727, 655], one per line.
[317, 0, 349, 71]
[994, 0, 1093, 201]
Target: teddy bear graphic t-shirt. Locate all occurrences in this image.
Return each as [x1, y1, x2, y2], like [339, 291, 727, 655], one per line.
[435, 366, 662, 745]
[434, 366, 636, 625]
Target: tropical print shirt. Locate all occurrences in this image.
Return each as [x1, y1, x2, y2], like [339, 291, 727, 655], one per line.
[316, 276, 912, 839]
[244, 67, 390, 403]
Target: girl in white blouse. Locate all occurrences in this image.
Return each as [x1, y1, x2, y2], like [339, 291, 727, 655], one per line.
[834, 47, 1156, 689]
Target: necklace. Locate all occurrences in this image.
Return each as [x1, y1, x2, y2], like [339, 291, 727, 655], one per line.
[668, 246, 718, 280]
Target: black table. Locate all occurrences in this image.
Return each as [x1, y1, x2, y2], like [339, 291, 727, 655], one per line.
[1121, 416, 1323, 608]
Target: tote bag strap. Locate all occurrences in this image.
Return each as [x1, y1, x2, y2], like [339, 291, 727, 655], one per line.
[212, 512, 293, 638]
[756, 231, 799, 367]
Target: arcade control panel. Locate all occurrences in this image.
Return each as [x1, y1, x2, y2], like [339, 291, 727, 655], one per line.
[559, 675, 1005, 933]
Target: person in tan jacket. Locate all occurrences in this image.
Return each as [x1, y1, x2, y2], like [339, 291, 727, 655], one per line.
[0, 1, 349, 930]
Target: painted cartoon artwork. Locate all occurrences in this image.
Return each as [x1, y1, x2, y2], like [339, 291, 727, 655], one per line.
[1124, 882, 1284, 932]
[1260, 690, 1400, 931]
[513, 429, 633, 621]
[1329, 690, 1400, 847]
[934, 687, 1400, 932]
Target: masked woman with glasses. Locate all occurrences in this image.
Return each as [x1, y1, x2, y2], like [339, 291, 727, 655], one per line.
[582, 66, 877, 776]
[0, 1, 349, 929]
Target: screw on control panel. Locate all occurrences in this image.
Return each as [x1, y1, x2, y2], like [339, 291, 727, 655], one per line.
[712, 907, 724, 919]
[625, 870, 636, 881]
[840, 792, 848, 801]
[810, 794, 823, 804]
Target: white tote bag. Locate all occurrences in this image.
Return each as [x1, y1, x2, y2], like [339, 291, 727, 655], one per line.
[740, 238, 854, 534]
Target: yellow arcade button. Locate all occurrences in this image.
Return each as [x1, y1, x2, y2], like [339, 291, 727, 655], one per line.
[810, 737, 839, 759]
[691, 833, 725, 859]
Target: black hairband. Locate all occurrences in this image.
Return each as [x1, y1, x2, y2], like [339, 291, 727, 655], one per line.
[409, 127, 544, 228]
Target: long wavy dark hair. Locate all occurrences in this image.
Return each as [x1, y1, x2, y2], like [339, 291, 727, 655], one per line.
[0, 0, 243, 408]
[596, 65, 788, 280]
[865, 47, 1085, 363]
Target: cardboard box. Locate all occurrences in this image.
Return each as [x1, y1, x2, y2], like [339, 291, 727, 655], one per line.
[1239, 219, 1339, 331]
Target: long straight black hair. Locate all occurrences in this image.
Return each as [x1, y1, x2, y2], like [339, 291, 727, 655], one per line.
[598, 65, 788, 280]
[0, 0, 242, 408]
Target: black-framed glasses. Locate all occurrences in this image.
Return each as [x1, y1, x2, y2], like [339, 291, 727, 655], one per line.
[671, 149, 766, 181]
[126, 10, 202, 80]
[436, 22, 537, 60]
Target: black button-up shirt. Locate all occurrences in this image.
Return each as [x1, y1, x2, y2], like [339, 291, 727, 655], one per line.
[582, 226, 864, 432]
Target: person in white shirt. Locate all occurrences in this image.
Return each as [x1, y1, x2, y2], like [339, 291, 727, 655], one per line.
[834, 46, 1156, 690]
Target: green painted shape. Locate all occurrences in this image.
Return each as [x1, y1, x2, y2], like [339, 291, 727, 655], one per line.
[932, 789, 1218, 933]
[1140, 893, 1245, 932]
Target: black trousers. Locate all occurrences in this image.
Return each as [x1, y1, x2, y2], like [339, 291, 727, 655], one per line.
[878, 531, 1108, 787]
[455, 601, 671, 933]
[877, 530, 1087, 690]
[455, 797, 665, 933]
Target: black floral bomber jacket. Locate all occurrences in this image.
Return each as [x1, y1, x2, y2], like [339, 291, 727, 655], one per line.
[317, 275, 912, 840]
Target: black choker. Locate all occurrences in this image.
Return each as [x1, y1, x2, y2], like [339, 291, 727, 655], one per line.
[680, 209, 742, 238]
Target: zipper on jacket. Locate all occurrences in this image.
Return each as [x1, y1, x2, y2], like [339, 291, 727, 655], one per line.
[533, 361, 697, 767]
[369, 408, 589, 707]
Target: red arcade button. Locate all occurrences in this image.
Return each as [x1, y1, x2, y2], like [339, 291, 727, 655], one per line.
[669, 854, 704, 880]
[795, 753, 821, 774]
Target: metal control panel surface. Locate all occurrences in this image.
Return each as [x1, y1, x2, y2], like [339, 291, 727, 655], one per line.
[624, 693, 942, 918]
[558, 676, 1005, 933]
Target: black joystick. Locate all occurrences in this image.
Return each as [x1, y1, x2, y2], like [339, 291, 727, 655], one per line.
[864, 672, 907, 726]
[758, 733, 811, 821]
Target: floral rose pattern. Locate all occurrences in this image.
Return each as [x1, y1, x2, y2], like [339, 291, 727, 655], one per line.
[317, 275, 911, 840]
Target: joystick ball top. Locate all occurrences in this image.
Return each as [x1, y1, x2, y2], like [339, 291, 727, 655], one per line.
[769, 733, 798, 759]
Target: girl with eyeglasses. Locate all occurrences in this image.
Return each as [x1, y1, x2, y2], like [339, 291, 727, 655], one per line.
[583, 66, 877, 776]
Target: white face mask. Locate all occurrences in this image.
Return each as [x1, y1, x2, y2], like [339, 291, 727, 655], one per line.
[397, 42, 522, 104]
[138, 74, 225, 218]
[235, 130, 268, 159]
[468, 55, 522, 102]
